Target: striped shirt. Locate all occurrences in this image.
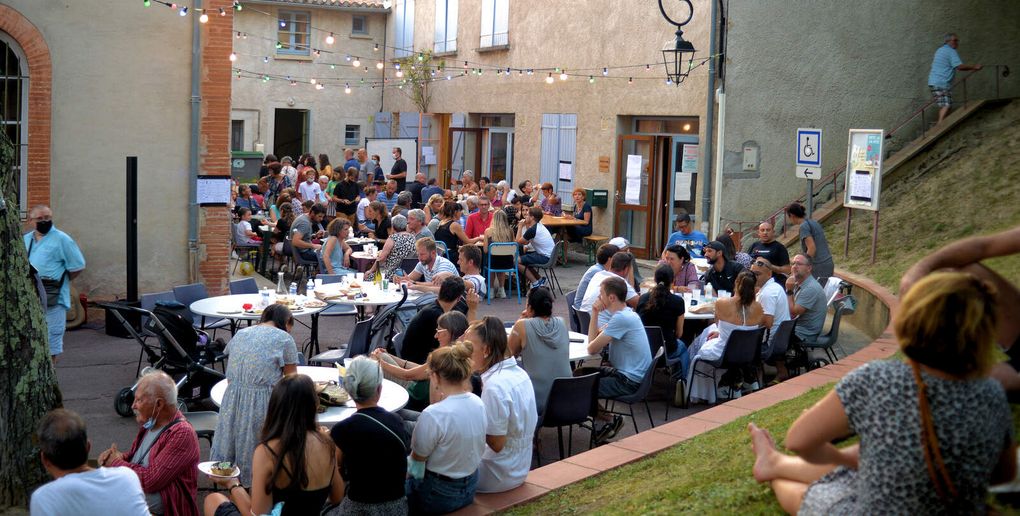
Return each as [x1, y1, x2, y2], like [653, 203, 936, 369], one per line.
[415, 255, 458, 283]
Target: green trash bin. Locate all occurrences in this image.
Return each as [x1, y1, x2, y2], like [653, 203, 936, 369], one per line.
[585, 188, 609, 208]
[231, 151, 264, 181]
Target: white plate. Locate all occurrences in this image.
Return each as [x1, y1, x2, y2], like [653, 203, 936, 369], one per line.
[198, 461, 240, 479]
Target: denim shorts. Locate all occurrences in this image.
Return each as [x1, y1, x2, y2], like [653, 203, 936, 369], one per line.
[406, 469, 477, 515]
[519, 252, 549, 267]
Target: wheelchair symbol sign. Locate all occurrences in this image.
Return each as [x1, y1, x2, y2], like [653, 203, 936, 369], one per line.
[797, 128, 821, 167]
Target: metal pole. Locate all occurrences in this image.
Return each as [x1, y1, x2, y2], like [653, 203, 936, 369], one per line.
[187, 0, 203, 282]
[126, 157, 138, 303]
[806, 179, 814, 219]
[699, 0, 718, 234]
[870, 210, 880, 264]
[844, 208, 852, 259]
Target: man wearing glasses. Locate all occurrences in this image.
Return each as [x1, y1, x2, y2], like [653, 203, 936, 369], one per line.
[928, 32, 983, 125]
[781, 255, 828, 378]
[464, 195, 494, 240]
[24, 205, 86, 362]
[666, 213, 709, 257]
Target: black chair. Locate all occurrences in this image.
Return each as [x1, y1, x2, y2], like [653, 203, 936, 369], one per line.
[229, 278, 259, 295]
[800, 296, 855, 368]
[400, 257, 419, 275]
[565, 290, 581, 333]
[288, 236, 319, 286]
[687, 327, 766, 406]
[172, 283, 230, 336]
[766, 319, 797, 364]
[184, 410, 219, 447]
[608, 347, 665, 434]
[343, 319, 374, 359]
[576, 310, 592, 336]
[536, 373, 600, 464]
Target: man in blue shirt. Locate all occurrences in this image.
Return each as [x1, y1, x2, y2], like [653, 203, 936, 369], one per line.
[342, 148, 360, 179]
[927, 32, 982, 125]
[665, 213, 709, 257]
[379, 180, 400, 212]
[583, 276, 652, 442]
[420, 178, 443, 205]
[24, 205, 86, 362]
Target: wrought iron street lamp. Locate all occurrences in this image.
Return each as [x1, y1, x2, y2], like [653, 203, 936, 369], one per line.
[658, 0, 696, 85]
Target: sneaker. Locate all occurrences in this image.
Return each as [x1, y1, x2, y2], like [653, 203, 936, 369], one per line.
[742, 381, 760, 395]
[594, 415, 624, 443]
[531, 278, 547, 289]
[717, 385, 743, 400]
[496, 286, 507, 299]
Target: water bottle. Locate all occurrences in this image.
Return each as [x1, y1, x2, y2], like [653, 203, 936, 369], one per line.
[705, 283, 714, 300]
[260, 288, 271, 308]
[306, 278, 315, 296]
[289, 282, 298, 297]
[276, 272, 286, 295]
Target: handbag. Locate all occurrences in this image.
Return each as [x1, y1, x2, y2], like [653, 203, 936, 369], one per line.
[28, 239, 67, 307]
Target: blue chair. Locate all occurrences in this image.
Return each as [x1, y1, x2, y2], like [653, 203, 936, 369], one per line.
[229, 278, 259, 295]
[172, 283, 230, 335]
[486, 242, 522, 305]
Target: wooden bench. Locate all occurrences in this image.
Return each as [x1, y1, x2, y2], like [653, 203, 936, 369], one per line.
[583, 235, 610, 265]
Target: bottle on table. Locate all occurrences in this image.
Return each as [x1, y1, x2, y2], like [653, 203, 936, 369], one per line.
[306, 278, 315, 296]
[289, 282, 298, 297]
[705, 283, 714, 300]
[276, 272, 286, 295]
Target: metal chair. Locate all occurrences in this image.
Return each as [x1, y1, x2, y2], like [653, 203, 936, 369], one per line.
[607, 347, 665, 434]
[229, 278, 259, 295]
[288, 236, 320, 286]
[532, 252, 563, 296]
[535, 373, 600, 464]
[137, 291, 175, 375]
[486, 242, 522, 305]
[565, 290, 581, 333]
[184, 410, 219, 447]
[687, 327, 766, 406]
[230, 222, 261, 275]
[392, 332, 404, 356]
[400, 257, 420, 275]
[800, 296, 855, 368]
[171, 283, 231, 335]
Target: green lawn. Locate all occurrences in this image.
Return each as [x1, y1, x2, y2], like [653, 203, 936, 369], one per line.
[508, 386, 833, 515]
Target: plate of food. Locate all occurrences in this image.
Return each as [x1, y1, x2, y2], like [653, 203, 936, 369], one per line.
[243, 308, 264, 315]
[217, 310, 242, 315]
[303, 299, 327, 308]
[198, 461, 240, 479]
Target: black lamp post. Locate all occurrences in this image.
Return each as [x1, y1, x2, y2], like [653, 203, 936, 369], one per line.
[658, 0, 697, 85]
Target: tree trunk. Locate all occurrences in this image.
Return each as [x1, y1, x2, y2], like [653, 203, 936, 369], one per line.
[0, 131, 62, 510]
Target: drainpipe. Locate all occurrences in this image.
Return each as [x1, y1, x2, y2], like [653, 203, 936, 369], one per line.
[711, 86, 725, 235]
[187, 0, 202, 282]
[699, 0, 718, 235]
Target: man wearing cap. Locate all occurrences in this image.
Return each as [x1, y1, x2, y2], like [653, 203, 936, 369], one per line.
[702, 240, 744, 294]
[579, 252, 640, 325]
[665, 213, 709, 257]
[608, 236, 643, 288]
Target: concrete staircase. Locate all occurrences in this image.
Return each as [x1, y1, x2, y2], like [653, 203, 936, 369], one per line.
[778, 99, 993, 245]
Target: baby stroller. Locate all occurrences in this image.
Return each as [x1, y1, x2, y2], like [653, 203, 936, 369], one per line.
[101, 301, 227, 417]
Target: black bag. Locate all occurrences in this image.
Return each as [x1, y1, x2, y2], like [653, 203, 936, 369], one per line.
[41, 275, 66, 308]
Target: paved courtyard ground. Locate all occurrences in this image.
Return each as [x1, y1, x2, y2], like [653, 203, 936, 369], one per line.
[54, 253, 872, 489]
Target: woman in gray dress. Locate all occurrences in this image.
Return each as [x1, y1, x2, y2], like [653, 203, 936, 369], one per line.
[210, 304, 299, 484]
[748, 272, 1016, 514]
[508, 287, 571, 414]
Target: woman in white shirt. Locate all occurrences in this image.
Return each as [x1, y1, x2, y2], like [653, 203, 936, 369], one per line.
[407, 342, 487, 515]
[467, 317, 538, 493]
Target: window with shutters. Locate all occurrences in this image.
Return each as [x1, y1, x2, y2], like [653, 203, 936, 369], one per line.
[393, 0, 415, 57]
[433, 0, 458, 54]
[479, 0, 508, 48]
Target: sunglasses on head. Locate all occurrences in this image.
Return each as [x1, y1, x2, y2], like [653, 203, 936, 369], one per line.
[754, 260, 769, 268]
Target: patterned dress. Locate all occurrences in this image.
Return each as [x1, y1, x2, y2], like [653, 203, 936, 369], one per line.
[800, 360, 1012, 515]
[371, 232, 416, 281]
[210, 325, 299, 484]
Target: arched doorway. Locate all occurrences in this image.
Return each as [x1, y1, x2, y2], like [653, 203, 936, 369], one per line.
[0, 31, 29, 215]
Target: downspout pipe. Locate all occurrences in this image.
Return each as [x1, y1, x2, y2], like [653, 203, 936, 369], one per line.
[699, 0, 718, 234]
[188, 0, 202, 282]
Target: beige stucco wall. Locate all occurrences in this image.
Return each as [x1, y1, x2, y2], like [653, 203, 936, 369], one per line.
[231, 5, 387, 162]
[718, 0, 1020, 226]
[5, 0, 194, 298]
[383, 0, 713, 240]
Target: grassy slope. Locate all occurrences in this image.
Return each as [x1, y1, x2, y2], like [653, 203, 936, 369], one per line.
[511, 101, 1020, 514]
[509, 387, 833, 515]
[823, 100, 1020, 292]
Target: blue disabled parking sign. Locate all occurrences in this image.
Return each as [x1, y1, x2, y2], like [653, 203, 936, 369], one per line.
[796, 128, 822, 179]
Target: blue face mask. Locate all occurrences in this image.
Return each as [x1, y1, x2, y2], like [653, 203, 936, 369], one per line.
[142, 401, 161, 430]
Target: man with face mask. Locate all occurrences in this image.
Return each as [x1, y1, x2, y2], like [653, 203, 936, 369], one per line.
[24, 205, 86, 362]
[701, 240, 744, 294]
[388, 147, 408, 192]
[99, 370, 200, 516]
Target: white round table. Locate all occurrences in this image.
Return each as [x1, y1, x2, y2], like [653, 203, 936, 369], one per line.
[190, 294, 328, 355]
[505, 327, 597, 362]
[210, 366, 409, 425]
[317, 282, 423, 307]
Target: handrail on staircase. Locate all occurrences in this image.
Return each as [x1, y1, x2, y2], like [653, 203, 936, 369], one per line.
[723, 64, 1012, 246]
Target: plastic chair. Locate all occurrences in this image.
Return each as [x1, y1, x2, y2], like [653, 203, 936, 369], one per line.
[576, 310, 592, 336]
[229, 278, 259, 295]
[532, 252, 563, 296]
[314, 274, 358, 318]
[343, 319, 375, 359]
[288, 236, 320, 286]
[766, 319, 797, 363]
[400, 257, 419, 275]
[687, 327, 766, 406]
[184, 410, 219, 447]
[535, 373, 600, 464]
[800, 297, 854, 367]
[607, 347, 665, 434]
[171, 283, 230, 335]
[486, 242, 522, 305]
[565, 290, 581, 333]
[230, 222, 261, 275]
[823, 277, 844, 306]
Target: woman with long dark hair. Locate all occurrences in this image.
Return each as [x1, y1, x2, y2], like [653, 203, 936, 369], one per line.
[210, 304, 299, 484]
[750, 272, 1015, 514]
[637, 264, 688, 379]
[205, 374, 344, 516]
[686, 271, 765, 404]
[467, 317, 537, 493]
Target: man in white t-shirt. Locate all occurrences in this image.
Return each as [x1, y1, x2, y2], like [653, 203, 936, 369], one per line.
[398, 238, 459, 290]
[751, 256, 791, 360]
[356, 186, 378, 233]
[297, 169, 322, 203]
[457, 244, 487, 296]
[516, 206, 555, 287]
[31, 409, 149, 516]
[580, 251, 640, 325]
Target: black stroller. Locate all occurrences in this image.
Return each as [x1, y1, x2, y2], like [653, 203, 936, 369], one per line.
[101, 301, 227, 417]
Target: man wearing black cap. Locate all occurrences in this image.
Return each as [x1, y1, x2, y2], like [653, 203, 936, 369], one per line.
[702, 240, 744, 294]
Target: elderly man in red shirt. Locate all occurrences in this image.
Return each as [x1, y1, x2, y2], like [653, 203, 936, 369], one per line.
[99, 370, 200, 516]
[464, 194, 495, 240]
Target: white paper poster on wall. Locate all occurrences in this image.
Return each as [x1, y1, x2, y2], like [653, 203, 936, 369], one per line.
[626, 154, 643, 179]
[558, 161, 573, 181]
[674, 172, 693, 201]
[196, 176, 231, 205]
[681, 145, 699, 173]
[625, 178, 641, 204]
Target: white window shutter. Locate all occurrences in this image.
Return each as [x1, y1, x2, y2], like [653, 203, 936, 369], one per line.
[493, 0, 508, 46]
[480, 0, 494, 47]
[434, 0, 446, 52]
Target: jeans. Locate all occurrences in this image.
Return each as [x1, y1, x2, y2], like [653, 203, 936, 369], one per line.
[576, 366, 640, 399]
[46, 305, 68, 356]
[406, 470, 477, 515]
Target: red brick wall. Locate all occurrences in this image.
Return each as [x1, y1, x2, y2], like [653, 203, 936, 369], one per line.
[198, 0, 235, 295]
[0, 5, 51, 210]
